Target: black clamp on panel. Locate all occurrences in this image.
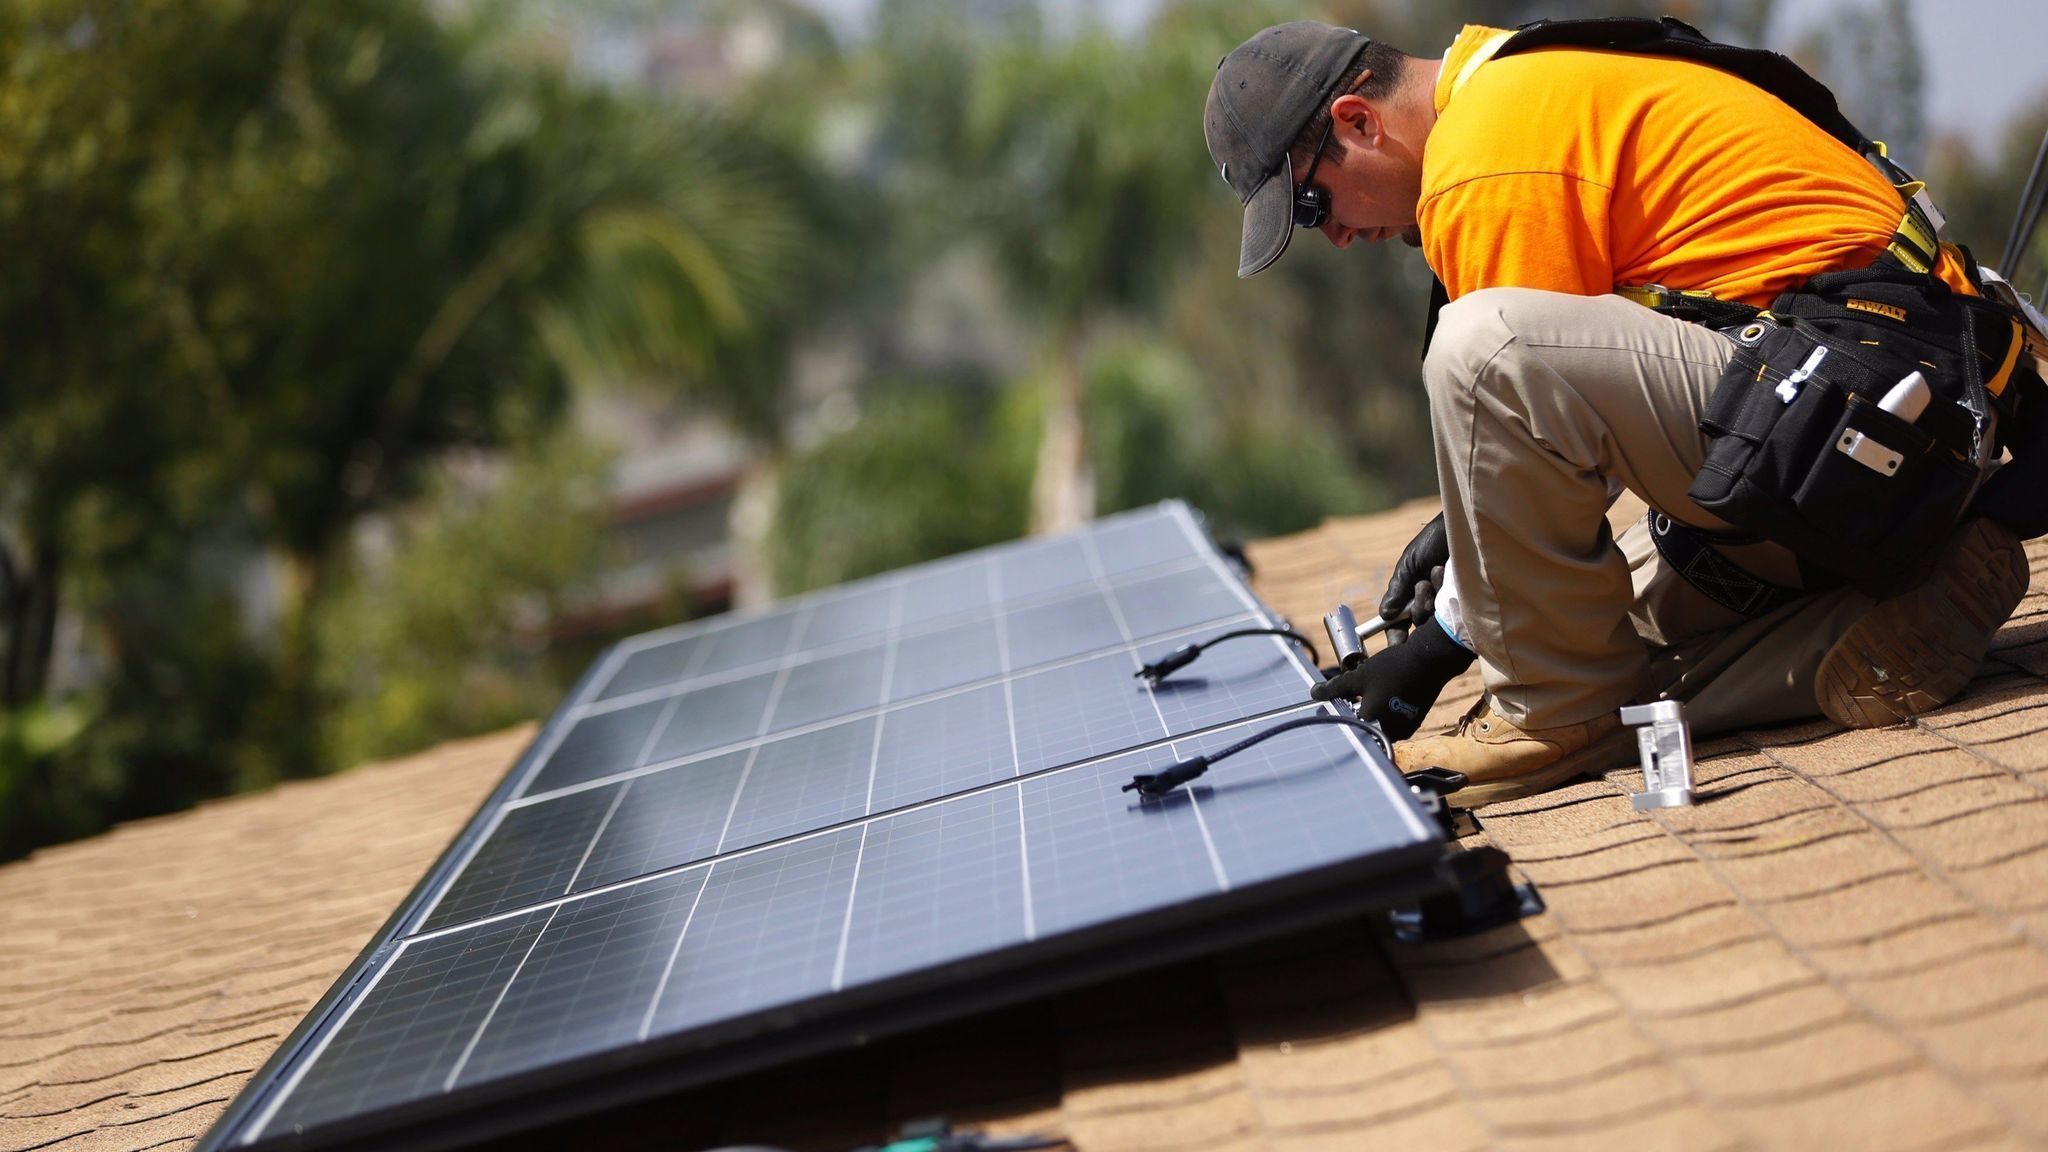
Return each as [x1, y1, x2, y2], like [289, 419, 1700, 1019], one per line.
[1401, 766, 1472, 839]
[1385, 766, 1542, 943]
[1385, 845, 1544, 944]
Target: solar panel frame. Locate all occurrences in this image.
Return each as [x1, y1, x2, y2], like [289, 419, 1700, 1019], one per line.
[199, 503, 1452, 1152]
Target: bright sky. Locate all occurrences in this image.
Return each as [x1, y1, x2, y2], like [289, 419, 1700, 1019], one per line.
[1774, 0, 2048, 152]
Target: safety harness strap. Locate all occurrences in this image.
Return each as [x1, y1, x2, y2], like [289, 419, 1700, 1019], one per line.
[1612, 285, 1760, 328]
[1648, 513, 1811, 619]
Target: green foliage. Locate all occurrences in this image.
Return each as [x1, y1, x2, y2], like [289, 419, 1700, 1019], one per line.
[1085, 339, 1386, 537]
[0, 0, 816, 858]
[534, 96, 833, 446]
[960, 17, 1215, 334]
[0, 0, 572, 566]
[768, 336, 1386, 599]
[0, 698, 96, 855]
[318, 434, 615, 769]
[771, 389, 1033, 593]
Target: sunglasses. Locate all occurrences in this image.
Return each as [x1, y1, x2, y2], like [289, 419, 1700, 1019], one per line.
[1292, 114, 1338, 231]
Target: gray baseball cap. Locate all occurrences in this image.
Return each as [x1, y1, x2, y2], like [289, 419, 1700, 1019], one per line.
[1204, 22, 1370, 278]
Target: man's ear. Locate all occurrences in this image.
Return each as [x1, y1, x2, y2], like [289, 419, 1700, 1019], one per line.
[1328, 92, 1381, 146]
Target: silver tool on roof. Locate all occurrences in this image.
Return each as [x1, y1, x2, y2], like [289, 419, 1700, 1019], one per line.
[1323, 603, 1412, 670]
[1618, 700, 1696, 810]
[1323, 604, 1365, 670]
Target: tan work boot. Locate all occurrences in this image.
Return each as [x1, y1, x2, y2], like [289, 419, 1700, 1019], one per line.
[1814, 518, 2030, 728]
[1394, 699, 1637, 808]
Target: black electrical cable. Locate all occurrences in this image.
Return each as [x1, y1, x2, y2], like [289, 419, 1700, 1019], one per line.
[1121, 713, 1378, 796]
[1999, 124, 2048, 282]
[1134, 627, 1320, 685]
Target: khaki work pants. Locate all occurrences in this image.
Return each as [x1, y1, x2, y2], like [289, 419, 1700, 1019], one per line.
[1425, 288, 1876, 735]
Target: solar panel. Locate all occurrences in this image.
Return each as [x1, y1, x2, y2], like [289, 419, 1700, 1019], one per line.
[199, 502, 1449, 1152]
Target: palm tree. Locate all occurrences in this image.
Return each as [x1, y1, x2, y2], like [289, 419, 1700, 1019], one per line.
[961, 17, 1218, 532]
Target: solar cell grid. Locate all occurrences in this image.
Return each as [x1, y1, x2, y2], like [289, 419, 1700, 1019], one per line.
[524, 697, 669, 796]
[691, 610, 805, 678]
[255, 697, 1418, 1145]
[1140, 629, 1313, 736]
[419, 785, 622, 933]
[640, 668, 779, 764]
[716, 718, 879, 854]
[894, 561, 992, 626]
[594, 635, 710, 702]
[762, 644, 890, 731]
[1112, 563, 1259, 639]
[211, 504, 1445, 1152]
[434, 611, 1294, 921]
[1091, 509, 1202, 575]
[1009, 651, 1167, 775]
[838, 788, 1027, 986]
[1020, 751, 1221, 939]
[259, 908, 553, 1135]
[866, 685, 1015, 813]
[797, 583, 901, 649]
[568, 752, 749, 893]
[643, 827, 866, 1036]
[884, 615, 1004, 702]
[996, 535, 1094, 600]
[582, 503, 1201, 707]
[452, 870, 707, 1087]
[1001, 590, 1124, 669]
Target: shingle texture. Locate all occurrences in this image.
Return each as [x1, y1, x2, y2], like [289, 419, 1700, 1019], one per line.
[0, 728, 525, 1152]
[8, 499, 2048, 1152]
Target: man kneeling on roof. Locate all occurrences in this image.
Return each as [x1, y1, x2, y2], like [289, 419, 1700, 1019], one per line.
[1204, 18, 2048, 807]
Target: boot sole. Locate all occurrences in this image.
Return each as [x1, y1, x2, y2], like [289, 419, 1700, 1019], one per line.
[1813, 520, 2030, 729]
[1443, 725, 1643, 809]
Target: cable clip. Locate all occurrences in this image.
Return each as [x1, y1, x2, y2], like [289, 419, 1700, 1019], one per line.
[1120, 714, 1378, 797]
[1134, 644, 1202, 685]
[1135, 628, 1320, 685]
[1121, 755, 1209, 796]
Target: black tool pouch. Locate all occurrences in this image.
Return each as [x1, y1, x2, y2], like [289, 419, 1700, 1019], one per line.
[1686, 263, 1989, 593]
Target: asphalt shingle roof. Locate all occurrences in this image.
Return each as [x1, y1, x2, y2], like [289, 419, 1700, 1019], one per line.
[7, 497, 2048, 1152]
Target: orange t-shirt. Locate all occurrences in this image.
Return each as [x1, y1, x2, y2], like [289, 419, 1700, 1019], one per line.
[1419, 26, 1972, 307]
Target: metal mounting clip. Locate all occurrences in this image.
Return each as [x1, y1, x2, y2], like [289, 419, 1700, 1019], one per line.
[1618, 700, 1695, 810]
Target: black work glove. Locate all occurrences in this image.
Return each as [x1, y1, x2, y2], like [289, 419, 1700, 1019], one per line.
[1378, 513, 1450, 645]
[1309, 615, 1475, 740]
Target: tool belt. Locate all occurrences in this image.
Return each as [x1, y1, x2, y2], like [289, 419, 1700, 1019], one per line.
[1683, 259, 2035, 593]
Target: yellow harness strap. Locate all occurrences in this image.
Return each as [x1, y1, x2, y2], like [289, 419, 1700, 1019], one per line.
[1447, 29, 1517, 99]
[1615, 284, 1720, 311]
[1987, 317, 2027, 399]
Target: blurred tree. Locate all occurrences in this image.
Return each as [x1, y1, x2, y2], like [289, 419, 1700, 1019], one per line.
[1927, 100, 2048, 285]
[0, 1, 569, 734]
[960, 14, 1220, 533]
[0, 1, 564, 853]
[1084, 337, 1384, 538]
[771, 385, 1032, 592]
[318, 431, 615, 769]
[0, 0, 818, 857]
[535, 87, 840, 607]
